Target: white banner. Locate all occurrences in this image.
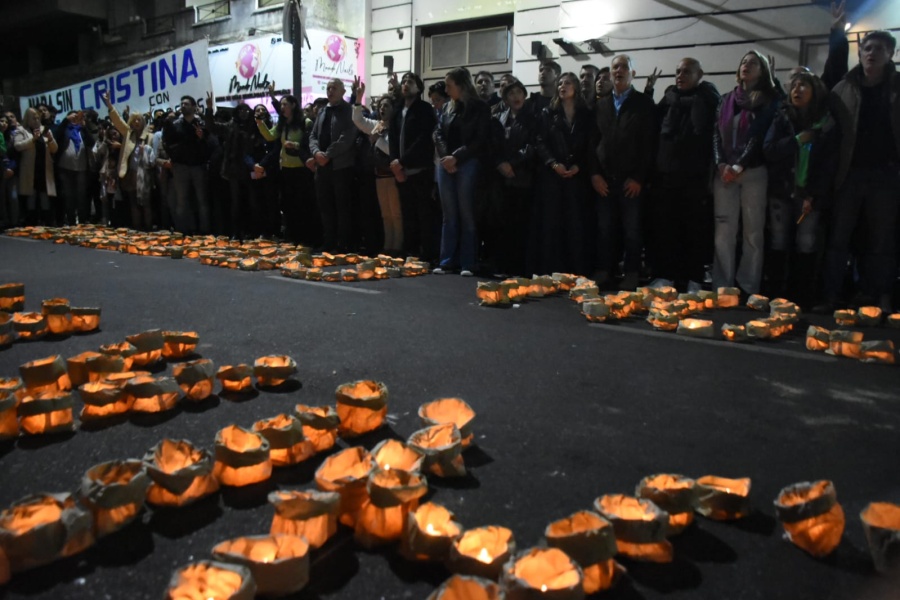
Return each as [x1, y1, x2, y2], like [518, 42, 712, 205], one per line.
[300, 30, 365, 108]
[208, 36, 294, 109]
[20, 40, 212, 117]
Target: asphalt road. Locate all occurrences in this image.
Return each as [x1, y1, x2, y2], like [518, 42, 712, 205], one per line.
[1, 234, 899, 600]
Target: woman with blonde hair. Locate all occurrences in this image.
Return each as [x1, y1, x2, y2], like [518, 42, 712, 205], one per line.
[12, 107, 57, 225]
[102, 92, 155, 230]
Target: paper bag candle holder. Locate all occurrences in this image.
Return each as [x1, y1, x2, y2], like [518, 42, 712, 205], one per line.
[502, 547, 584, 600]
[770, 301, 801, 324]
[806, 326, 831, 352]
[293, 404, 340, 454]
[694, 476, 752, 520]
[833, 309, 858, 327]
[860, 340, 896, 364]
[165, 561, 256, 600]
[568, 282, 599, 304]
[356, 467, 428, 547]
[314, 446, 374, 527]
[79, 380, 131, 421]
[858, 307, 886, 326]
[419, 398, 476, 448]
[253, 414, 311, 466]
[888, 314, 900, 328]
[217, 364, 254, 393]
[143, 439, 220, 506]
[603, 296, 629, 320]
[268, 490, 340, 549]
[448, 525, 516, 580]
[828, 330, 864, 359]
[593, 494, 672, 562]
[716, 287, 740, 308]
[19, 355, 72, 395]
[213, 425, 272, 487]
[335, 379, 388, 436]
[426, 575, 503, 600]
[0, 493, 94, 573]
[85, 354, 127, 382]
[67, 351, 103, 388]
[676, 318, 715, 339]
[773, 480, 844, 558]
[722, 324, 749, 342]
[402, 502, 462, 562]
[41, 298, 72, 335]
[636, 474, 697, 534]
[0, 312, 14, 346]
[17, 391, 75, 435]
[647, 309, 678, 331]
[99, 341, 138, 370]
[408, 423, 466, 478]
[581, 299, 610, 323]
[746, 294, 770, 311]
[212, 534, 309, 597]
[545, 510, 623, 594]
[552, 273, 578, 292]
[0, 391, 19, 440]
[126, 329, 165, 367]
[173, 359, 217, 401]
[372, 438, 425, 473]
[677, 292, 703, 314]
[254, 355, 297, 387]
[11, 312, 48, 340]
[860, 502, 900, 573]
[0, 283, 25, 312]
[477, 282, 511, 307]
[70, 307, 101, 333]
[79, 459, 150, 537]
[124, 375, 181, 413]
[162, 331, 200, 359]
[746, 319, 772, 340]
[0, 377, 26, 403]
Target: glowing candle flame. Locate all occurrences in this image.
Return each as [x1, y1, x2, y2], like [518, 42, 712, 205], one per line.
[541, 584, 548, 592]
[425, 523, 437, 535]
[477, 547, 492, 563]
[384, 464, 391, 471]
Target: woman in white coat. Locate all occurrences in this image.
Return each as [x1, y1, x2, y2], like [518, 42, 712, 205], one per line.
[13, 107, 57, 224]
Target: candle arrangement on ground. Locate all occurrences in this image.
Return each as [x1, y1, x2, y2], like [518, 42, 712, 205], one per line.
[402, 502, 462, 562]
[211, 534, 310, 597]
[294, 404, 340, 453]
[0, 283, 25, 312]
[636, 474, 697, 534]
[355, 467, 428, 547]
[544, 510, 623, 594]
[144, 439, 220, 507]
[408, 422, 466, 477]
[426, 574, 503, 600]
[252, 414, 310, 466]
[17, 391, 76, 435]
[773, 480, 845, 557]
[253, 355, 297, 388]
[40, 298, 73, 335]
[164, 561, 256, 600]
[448, 525, 516, 580]
[721, 323, 749, 342]
[502, 547, 584, 599]
[162, 331, 200, 359]
[314, 446, 374, 527]
[70, 307, 101, 333]
[0, 390, 18, 440]
[418, 397, 476, 447]
[78, 459, 150, 537]
[334, 379, 388, 436]
[694, 476, 752, 520]
[860, 502, 900, 573]
[0, 493, 94, 572]
[124, 375, 181, 413]
[0, 313, 14, 346]
[79, 380, 131, 421]
[213, 425, 272, 487]
[216, 364, 254, 394]
[594, 494, 672, 562]
[268, 490, 340, 549]
[173, 358, 217, 401]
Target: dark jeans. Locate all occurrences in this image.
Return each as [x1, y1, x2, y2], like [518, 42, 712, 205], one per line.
[315, 164, 354, 250]
[534, 170, 587, 275]
[497, 182, 533, 276]
[283, 166, 320, 246]
[57, 168, 89, 225]
[597, 184, 644, 276]
[648, 177, 712, 285]
[398, 169, 438, 263]
[823, 167, 900, 300]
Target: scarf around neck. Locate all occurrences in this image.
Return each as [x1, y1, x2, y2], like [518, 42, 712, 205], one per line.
[718, 86, 770, 156]
[67, 124, 83, 152]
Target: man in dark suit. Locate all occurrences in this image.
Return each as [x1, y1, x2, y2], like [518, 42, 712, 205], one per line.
[309, 78, 357, 250]
[390, 72, 438, 263]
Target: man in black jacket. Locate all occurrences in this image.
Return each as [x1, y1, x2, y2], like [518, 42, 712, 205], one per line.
[591, 54, 657, 289]
[55, 110, 95, 226]
[310, 78, 357, 251]
[390, 72, 438, 263]
[163, 95, 211, 234]
[649, 58, 720, 291]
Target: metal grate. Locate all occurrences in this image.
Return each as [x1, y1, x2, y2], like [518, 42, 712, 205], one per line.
[196, 0, 231, 23]
[145, 14, 175, 36]
[257, 0, 284, 8]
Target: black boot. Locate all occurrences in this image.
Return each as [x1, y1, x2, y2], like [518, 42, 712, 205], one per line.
[792, 252, 818, 311]
[764, 250, 788, 298]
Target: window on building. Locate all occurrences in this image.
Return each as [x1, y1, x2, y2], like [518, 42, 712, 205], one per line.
[257, 0, 284, 8]
[195, 0, 231, 23]
[420, 15, 513, 85]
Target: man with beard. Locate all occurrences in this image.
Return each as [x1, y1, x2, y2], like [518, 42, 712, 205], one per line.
[475, 71, 501, 108]
[163, 95, 211, 234]
[526, 60, 561, 118]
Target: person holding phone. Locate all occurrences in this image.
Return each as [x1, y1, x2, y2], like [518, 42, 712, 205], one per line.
[102, 91, 155, 231]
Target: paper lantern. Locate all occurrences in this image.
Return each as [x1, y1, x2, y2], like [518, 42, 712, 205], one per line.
[888, 314, 900, 329]
[125, 329, 164, 367]
[545, 510, 623, 594]
[124, 375, 180, 413]
[770, 301, 801, 324]
[79, 459, 150, 537]
[402, 502, 462, 562]
[721, 324, 749, 342]
[477, 282, 511, 307]
[828, 330, 863, 359]
[213, 425, 272, 487]
[165, 561, 256, 600]
[0, 312, 14, 346]
[647, 309, 678, 331]
[833, 309, 857, 327]
[773, 480, 844, 557]
[551, 273, 578, 292]
[372, 438, 425, 473]
[746, 319, 771, 340]
[335, 379, 388, 436]
[0, 283, 25, 312]
[860, 340, 896, 365]
[694, 475, 752, 520]
[144, 439, 219, 507]
[269, 490, 340, 549]
[408, 423, 466, 478]
[603, 295, 630, 320]
[501, 278, 528, 302]
[860, 502, 900, 573]
[695, 290, 716, 309]
[173, 359, 216, 401]
[448, 525, 516, 580]
[79, 380, 131, 421]
[254, 355, 297, 387]
[806, 326, 831, 352]
[238, 257, 259, 271]
[11, 312, 48, 340]
[162, 331, 200, 359]
[856, 306, 883, 326]
[0, 391, 18, 440]
[716, 287, 740, 308]
[293, 404, 340, 454]
[764, 316, 792, 338]
[636, 474, 696, 534]
[677, 318, 715, 338]
[594, 494, 672, 562]
[426, 575, 503, 600]
[677, 292, 703, 313]
[0, 493, 94, 572]
[581, 299, 610, 323]
[314, 446, 374, 527]
[0, 377, 26, 403]
[85, 354, 127, 382]
[67, 351, 103, 388]
[568, 283, 599, 304]
[746, 294, 769, 311]
[17, 391, 75, 435]
[19, 355, 72, 395]
[419, 397, 476, 447]
[356, 467, 428, 547]
[99, 341, 138, 370]
[217, 364, 254, 393]
[253, 414, 311, 466]
[68, 307, 101, 333]
[502, 547, 584, 600]
[41, 298, 72, 335]
[211, 534, 309, 597]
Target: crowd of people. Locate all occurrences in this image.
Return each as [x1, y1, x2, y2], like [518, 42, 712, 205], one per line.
[0, 5, 897, 312]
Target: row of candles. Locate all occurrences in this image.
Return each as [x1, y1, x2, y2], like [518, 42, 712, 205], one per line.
[2, 225, 434, 282]
[0, 288, 101, 345]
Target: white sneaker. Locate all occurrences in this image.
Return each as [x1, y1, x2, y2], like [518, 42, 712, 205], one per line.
[460, 270, 474, 277]
[432, 267, 446, 275]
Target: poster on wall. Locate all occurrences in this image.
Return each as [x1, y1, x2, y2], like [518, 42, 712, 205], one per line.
[20, 40, 211, 117]
[300, 29, 365, 108]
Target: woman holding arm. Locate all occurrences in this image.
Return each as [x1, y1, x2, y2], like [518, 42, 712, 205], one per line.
[101, 92, 153, 230]
[13, 107, 57, 225]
